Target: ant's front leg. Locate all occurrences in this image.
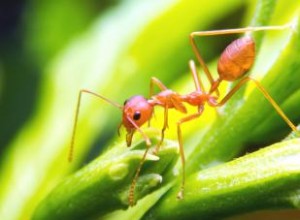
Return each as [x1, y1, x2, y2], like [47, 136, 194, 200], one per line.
[126, 116, 152, 206]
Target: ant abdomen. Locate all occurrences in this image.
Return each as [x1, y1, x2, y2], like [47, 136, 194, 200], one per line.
[217, 36, 255, 81]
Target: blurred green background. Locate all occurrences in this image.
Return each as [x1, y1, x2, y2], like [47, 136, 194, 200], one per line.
[1, 0, 300, 219]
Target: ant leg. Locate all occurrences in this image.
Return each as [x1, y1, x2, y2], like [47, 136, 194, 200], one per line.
[69, 89, 122, 162]
[189, 60, 205, 93]
[154, 104, 169, 154]
[128, 146, 150, 206]
[213, 76, 297, 132]
[148, 77, 168, 127]
[189, 34, 215, 94]
[190, 24, 291, 95]
[149, 77, 170, 152]
[149, 77, 168, 97]
[176, 106, 204, 200]
[126, 116, 152, 206]
[126, 116, 152, 146]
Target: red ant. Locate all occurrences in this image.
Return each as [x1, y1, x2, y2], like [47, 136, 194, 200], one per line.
[69, 24, 298, 206]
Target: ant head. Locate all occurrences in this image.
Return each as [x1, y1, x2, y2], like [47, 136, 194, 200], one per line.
[122, 95, 153, 146]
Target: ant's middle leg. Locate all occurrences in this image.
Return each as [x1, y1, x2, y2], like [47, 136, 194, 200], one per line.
[176, 105, 204, 200]
[153, 104, 169, 154]
[149, 77, 171, 153]
[149, 77, 168, 97]
[148, 77, 169, 128]
[189, 60, 205, 93]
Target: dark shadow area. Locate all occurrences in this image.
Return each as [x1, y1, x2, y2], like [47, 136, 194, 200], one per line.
[0, 1, 41, 153]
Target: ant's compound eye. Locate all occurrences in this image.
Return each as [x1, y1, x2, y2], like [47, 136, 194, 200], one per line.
[133, 111, 141, 120]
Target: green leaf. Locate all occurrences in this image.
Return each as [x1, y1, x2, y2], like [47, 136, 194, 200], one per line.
[143, 138, 300, 219]
[33, 138, 178, 220]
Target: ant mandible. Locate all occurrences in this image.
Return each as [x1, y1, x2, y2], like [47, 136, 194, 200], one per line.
[69, 23, 298, 207]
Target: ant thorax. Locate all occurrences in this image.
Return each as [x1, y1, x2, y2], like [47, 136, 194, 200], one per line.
[181, 91, 212, 107]
[150, 90, 187, 113]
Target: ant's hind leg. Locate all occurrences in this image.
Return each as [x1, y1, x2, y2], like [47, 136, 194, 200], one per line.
[213, 76, 297, 132]
[190, 24, 291, 95]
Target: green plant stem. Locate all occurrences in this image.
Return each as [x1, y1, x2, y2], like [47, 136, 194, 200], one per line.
[143, 138, 300, 220]
[32, 139, 178, 220]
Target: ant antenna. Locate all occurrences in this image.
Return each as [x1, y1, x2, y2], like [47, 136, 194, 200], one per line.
[69, 89, 122, 162]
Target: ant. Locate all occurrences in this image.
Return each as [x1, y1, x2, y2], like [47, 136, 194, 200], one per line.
[69, 23, 298, 207]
